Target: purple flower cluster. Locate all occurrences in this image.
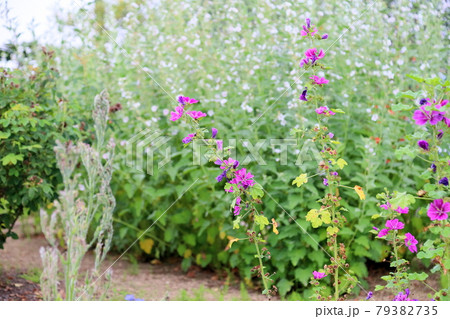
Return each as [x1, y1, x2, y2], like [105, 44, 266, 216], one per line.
[300, 48, 325, 67]
[412, 99, 449, 127]
[170, 95, 203, 121]
[393, 289, 418, 301]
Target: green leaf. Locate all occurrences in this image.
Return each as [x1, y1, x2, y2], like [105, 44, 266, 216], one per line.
[2, 153, 24, 165]
[0, 132, 11, 139]
[277, 278, 293, 296]
[406, 74, 424, 83]
[408, 272, 428, 281]
[395, 90, 421, 99]
[249, 183, 264, 199]
[389, 192, 416, 209]
[391, 103, 413, 111]
[375, 285, 385, 291]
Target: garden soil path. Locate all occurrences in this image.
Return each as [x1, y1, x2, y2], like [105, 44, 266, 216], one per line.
[0, 234, 267, 301]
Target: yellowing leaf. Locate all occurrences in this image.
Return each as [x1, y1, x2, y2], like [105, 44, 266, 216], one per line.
[306, 209, 322, 228]
[219, 231, 226, 240]
[292, 173, 308, 187]
[255, 215, 269, 230]
[306, 209, 319, 221]
[139, 238, 154, 254]
[184, 249, 192, 258]
[336, 158, 348, 169]
[321, 210, 331, 224]
[354, 185, 366, 200]
[272, 218, 279, 235]
[226, 236, 239, 250]
[327, 226, 339, 235]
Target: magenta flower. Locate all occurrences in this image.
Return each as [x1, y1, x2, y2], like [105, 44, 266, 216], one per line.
[236, 196, 241, 206]
[427, 199, 450, 221]
[182, 133, 195, 144]
[404, 233, 418, 253]
[233, 205, 241, 216]
[393, 289, 418, 301]
[315, 106, 335, 116]
[417, 140, 429, 151]
[385, 219, 404, 230]
[215, 157, 239, 170]
[395, 207, 409, 214]
[170, 106, 184, 121]
[444, 117, 450, 127]
[299, 87, 308, 101]
[412, 107, 444, 125]
[440, 99, 449, 107]
[178, 96, 199, 105]
[313, 271, 327, 279]
[304, 48, 325, 64]
[328, 132, 334, 138]
[380, 202, 391, 210]
[211, 128, 218, 138]
[323, 178, 329, 186]
[186, 110, 207, 120]
[321, 34, 328, 39]
[310, 75, 329, 85]
[378, 228, 389, 238]
[300, 18, 318, 37]
[299, 58, 309, 68]
[230, 168, 255, 189]
[216, 140, 223, 151]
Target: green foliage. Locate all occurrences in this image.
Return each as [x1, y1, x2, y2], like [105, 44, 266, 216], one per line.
[0, 55, 67, 248]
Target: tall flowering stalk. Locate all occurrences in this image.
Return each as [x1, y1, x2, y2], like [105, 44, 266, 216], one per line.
[405, 76, 449, 300]
[169, 96, 278, 298]
[40, 90, 115, 300]
[292, 18, 363, 301]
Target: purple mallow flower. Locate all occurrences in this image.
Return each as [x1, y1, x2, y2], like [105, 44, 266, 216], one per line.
[439, 177, 448, 186]
[125, 294, 144, 301]
[366, 291, 373, 300]
[323, 178, 329, 186]
[216, 169, 228, 183]
[427, 199, 450, 221]
[177, 95, 199, 105]
[412, 107, 444, 125]
[380, 202, 391, 210]
[386, 219, 405, 230]
[182, 133, 196, 144]
[187, 110, 207, 120]
[299, 87, 308, 101]
[417, 140, 429, 151]
[393, 289, 418, 301]
[321, 34, 328, 39]
[431, 163, 437, 173]
[211, 127, 218, 138]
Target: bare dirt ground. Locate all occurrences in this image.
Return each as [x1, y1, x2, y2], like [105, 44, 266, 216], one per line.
[0, 222, 441, 301]
[0, 235, 266, 301]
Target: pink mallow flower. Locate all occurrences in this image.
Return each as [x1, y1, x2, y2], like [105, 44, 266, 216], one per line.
[215, 157, 239, 170]
[315, 106, 335, 116]
[310, 75, 329, 85]
[304, 48, 325, 64]
[412, 107, 444, 125]
[313, 271, 327, 280]
[177, 95, 199, 105]
[395, 207, 409, 214]
[230, 168, 255, 190]
[404, 233, 418, 253]
[380, 202, 391, 210]
[186, 110, 207, 120]
[170, 105, 184, 121]
[378, 228, 389, 238]
[385, 219, 405, 230]
[427, 199, 450, 221]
